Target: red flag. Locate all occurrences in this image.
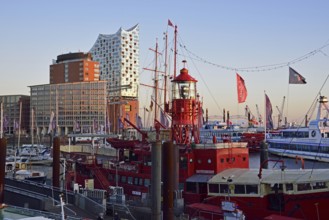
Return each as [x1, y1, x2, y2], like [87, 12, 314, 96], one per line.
[168, 19, 174, 27]
[236, 73, 247, 103]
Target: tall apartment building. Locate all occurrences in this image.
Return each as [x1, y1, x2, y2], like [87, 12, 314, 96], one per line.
[50, 52, 100, 84]
[0, 95, 30, 135]
[90, 25, 140, 132]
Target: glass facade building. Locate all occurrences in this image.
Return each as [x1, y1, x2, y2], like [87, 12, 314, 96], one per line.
[0, 95, 30, 135]
[29, 81, 107, 136]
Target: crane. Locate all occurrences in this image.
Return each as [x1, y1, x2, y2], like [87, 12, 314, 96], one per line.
[245, 105, 257, 127]
[255, 104, 263, 126]
[276, 96, 286, 128]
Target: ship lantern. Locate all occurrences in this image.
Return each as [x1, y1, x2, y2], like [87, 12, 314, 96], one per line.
[172, 68, 197, 100]
[171, 63, 201, 145]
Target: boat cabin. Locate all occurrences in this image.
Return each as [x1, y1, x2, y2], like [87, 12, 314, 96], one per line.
[202, 168, 329, 219]
[208, 168, 329, 195]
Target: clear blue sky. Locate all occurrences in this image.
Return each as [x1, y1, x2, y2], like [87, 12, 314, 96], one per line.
[1, 1, 329, 125]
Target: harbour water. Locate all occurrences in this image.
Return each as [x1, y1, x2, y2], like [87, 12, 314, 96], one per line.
[249, 151, 329, 169]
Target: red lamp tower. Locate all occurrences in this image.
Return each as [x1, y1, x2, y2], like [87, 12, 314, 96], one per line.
[171, 62, 202, 145]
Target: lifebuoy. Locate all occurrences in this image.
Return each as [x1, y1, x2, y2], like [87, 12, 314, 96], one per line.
[311, 130, 316, 137]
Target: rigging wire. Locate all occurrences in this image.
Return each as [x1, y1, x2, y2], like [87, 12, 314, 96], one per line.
[177, 40, 329, 72]
[177, 34, 223, 113]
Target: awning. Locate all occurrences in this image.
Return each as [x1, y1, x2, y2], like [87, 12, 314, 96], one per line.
[186, 174, 214, 183]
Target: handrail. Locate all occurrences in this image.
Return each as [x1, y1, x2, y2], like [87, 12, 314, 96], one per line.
[295, 156, 305, 169]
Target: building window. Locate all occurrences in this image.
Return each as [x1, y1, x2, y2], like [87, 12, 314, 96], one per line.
[125, 105, 131, 112]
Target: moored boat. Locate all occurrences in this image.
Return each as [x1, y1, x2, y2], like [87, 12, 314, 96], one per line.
[186, 167, 329, 220]
[14, 169, 47, 184]
[267, 96, 329, 162]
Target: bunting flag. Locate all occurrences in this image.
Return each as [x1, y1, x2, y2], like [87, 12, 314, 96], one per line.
[14, 119, 19, 131]
[136, 113, 143, 129]
[93, 118, 98, 133]
[168, 19, 174, 27]
[265, 94, 274, 130]
[3, 115, 9, 132]
[236, 73, 248, 103]
[125, 112, 130, 127]
[52, 116, 57, 135]
[47, 111, 55, 134]
[149, 101, 154, 111]
[289, 67, 306, 84]
[118, 116, 124, 129]
[160, 110, 169, 128]
[105, 112, 110, 130]
[73, 120, 80, 133]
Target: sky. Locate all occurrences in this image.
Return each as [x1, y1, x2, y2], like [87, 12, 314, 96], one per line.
[1, 1, 329, 126]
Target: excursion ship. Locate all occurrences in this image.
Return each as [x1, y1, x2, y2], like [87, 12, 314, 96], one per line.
[267, 96, 329, 162]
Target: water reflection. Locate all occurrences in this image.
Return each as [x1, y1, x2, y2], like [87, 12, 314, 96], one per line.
[249, 152, 329, 169]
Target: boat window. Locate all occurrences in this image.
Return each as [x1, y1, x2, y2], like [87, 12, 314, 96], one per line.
[246, 185, 258, 194]
[186, 182, 197, 193]
[144, 178, 150, 187]
[209, 183, 219, 193]
[220, 158, 224, 163]
[297, 183, 312, 191]
[121, 176, 127, 183]
[312, 182, 327, 190]
[285, 183, 293, 191]
[199, 183, 208, 194]
[270, 183, 283, 193]
[127, 176, 133, 184]
[220, 184, 229, 193]
[179, 183, 185, 190]
[108, 174, 114, 181]
[139, 178, 143, 186]
[134, 177, 139, 185]
[234, 185, 245, 194]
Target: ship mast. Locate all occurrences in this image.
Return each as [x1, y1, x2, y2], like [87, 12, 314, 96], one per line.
[143, 40, 163, 128]
[164, 31, 168, 108]
[154, 41, 159, 125]
[174, 24, 178, 78]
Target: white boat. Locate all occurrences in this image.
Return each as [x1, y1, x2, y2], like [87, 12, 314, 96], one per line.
[267, 96, 329, 162]
[14, 169, 47, 184]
